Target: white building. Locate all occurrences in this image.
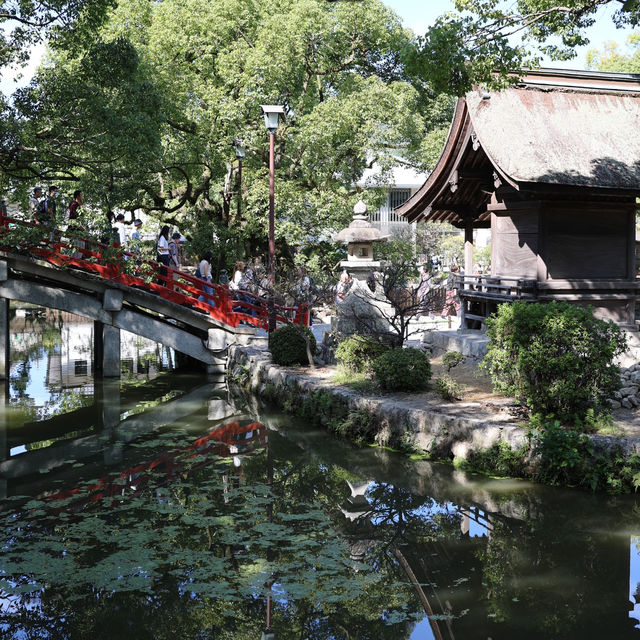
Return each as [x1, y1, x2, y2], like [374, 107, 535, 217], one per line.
[356, 162, 428, 237]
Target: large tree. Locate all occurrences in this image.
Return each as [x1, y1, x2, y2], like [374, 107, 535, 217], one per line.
[587, 32, 640, 70]
[0, 0, 116, 69]
[404, 0, 640, 95]
[3, 0, 454, 258]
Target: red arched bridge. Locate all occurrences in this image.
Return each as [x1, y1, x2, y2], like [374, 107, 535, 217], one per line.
[0, 217, 308, 377]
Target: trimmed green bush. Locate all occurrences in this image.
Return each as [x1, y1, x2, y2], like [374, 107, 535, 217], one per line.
[269, 324, 317, 366]
[335, 335, 389, 373]
[372, 347, 431, 392]
[481, 301, 627, 423]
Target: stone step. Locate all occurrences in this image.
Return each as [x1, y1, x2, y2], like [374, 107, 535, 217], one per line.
[422, 329, 488, 359]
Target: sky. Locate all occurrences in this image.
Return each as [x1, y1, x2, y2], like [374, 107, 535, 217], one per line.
[1, 0, 638, 95]
[384, 0, 638, 70]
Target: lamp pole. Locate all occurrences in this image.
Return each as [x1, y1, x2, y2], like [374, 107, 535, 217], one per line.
[260, 105, 284, 333]
[233, 139, 245, 222]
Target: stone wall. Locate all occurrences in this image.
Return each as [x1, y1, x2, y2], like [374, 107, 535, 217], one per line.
[228, 344, 530, 463]
[228, 343, 640, 479]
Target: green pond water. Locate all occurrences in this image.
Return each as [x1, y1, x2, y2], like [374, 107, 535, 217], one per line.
[2, 307, 640, 639]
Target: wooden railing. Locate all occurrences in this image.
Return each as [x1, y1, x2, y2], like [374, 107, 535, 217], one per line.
[456, 274, 537, 300]
[0, 216, 309, 330]
[455, 274, 538, 328]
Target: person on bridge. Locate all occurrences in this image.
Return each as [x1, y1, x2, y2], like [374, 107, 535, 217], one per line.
[34, 185, 57, 226]
[169, 232, 181, 270]
[100, 210, 121, 245]
[65, 190, 84, 258]
[230, 260, 244, 292]
[237, 261, 257, 317]
[130, 219, 143, 246]
[29, 186, 43, 222]
[114, 213, 128, 247]
[197, 251, 214, 304]
[156, 225, 171, 287]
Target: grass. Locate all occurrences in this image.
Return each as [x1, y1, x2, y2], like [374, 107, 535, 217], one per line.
[595, 422, 625, 437]
[332, 366, 378, 392]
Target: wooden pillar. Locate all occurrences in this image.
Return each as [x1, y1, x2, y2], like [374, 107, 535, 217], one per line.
[94, 321, 121, 378]
[464, 221, 474, 276]
[0, 298, 9, 381]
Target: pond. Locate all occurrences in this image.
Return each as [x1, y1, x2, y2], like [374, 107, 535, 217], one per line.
[1, 307, 640, 639]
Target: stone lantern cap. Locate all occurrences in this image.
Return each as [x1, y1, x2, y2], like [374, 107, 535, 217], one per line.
[333, 201, 389, 243]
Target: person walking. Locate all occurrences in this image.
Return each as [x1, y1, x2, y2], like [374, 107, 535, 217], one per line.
[442, 265, 460, 328]
[416, 263, 433, 316]
[197, 251, 214, 304]
[230, 260, 245, 292]
[169, 232, 181, 270]
[66, 190, 84, 258]
[29, 186, 43, 222]
[114, 213, 128, 247]
[34, 185, 57, 226]
[156, 225, 171, 287]
[131, 218, 143, 243]
[238, 260, 257, 317]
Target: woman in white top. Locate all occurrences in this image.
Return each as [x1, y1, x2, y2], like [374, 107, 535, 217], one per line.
[156, 225, 171, 287]
[230, 260, 244, 291]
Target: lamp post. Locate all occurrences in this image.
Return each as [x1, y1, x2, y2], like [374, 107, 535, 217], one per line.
[233, 138, 245, 222]
[260, 105, 284, 333]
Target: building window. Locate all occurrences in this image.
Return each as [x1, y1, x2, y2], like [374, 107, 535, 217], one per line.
[389, 189, 411, 222]
[74, 360, 88, 376]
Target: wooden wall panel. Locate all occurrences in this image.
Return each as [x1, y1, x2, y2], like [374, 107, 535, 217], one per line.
[491, 210, 539, 278]
[493, 210, 540, 234]
[543, 207, 632, 280]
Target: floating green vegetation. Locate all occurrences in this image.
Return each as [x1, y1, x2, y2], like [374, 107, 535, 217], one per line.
[0, 428, 446, 637]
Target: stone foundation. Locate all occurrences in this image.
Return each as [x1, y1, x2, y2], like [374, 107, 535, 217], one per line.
[227, 343, 640, 477]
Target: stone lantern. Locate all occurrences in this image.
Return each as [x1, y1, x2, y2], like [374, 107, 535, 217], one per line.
[333, 200, 388, 281]
[331, 201, 393, 337]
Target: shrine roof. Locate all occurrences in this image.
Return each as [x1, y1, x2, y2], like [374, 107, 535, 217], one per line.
[398, 69, 640, 225]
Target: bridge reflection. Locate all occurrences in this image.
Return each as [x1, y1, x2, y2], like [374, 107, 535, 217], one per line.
[0, 381, 243, 499]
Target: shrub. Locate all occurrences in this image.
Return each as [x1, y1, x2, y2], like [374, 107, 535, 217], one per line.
[442, 351, 465, 372]
[372, 347, 431, 392]
[269, 324, 317, 366]
[335, 335, 389, 373]
[481, 301, 627, 423]
[434, 374, 464, 401]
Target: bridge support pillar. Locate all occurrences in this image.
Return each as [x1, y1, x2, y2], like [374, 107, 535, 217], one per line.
[0, 297, 9, 381]
[94, 321, 121, 378]
[0, 382, 7, 499]
[95, 379, 123, 466]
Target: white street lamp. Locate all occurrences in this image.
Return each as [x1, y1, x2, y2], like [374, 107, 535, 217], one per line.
[260, 105, 284, 332]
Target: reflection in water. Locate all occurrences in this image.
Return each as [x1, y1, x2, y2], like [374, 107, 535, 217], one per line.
[8, 305, 174, 428]
[2, 397, 640, 638]
[1, 308, 640, 638]
[630, 537, 640, 629]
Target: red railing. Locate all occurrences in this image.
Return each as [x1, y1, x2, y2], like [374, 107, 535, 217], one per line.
[0, 216, 309, 330]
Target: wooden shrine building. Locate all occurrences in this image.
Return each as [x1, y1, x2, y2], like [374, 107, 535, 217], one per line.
[397, 68, 640, 329]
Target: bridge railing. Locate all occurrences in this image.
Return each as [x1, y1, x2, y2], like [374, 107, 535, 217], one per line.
[0, 216, 309, 330]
